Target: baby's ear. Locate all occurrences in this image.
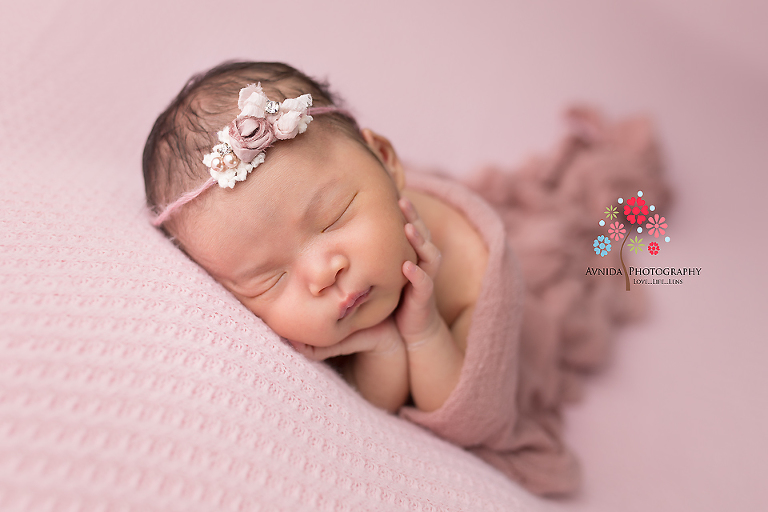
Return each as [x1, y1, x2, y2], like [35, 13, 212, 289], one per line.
[361, 129, 405, 192]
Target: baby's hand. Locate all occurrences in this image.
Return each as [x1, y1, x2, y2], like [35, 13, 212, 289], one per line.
[291, 317, 409, 413]
[289, 316, 402, 361]
[395, 197, 444, 348]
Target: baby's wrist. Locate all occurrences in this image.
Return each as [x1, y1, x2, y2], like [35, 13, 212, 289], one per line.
[400, 312, 446, 351]
[366, 317, 405, 355]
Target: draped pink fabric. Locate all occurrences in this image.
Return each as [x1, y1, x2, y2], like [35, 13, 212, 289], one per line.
[401, 107, 669, 495]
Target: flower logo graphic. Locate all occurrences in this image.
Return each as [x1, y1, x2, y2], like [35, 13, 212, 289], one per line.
[646, 214, 667, 239]
[627, 235, 645, 254]
[608, 221, 626, 241]
[593, 235, 612, 257]
[592, 190, 671, 290]
[624, 196, 648, 225]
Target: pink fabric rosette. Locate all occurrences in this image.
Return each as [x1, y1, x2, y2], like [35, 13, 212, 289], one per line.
[228, 117, 276, 162]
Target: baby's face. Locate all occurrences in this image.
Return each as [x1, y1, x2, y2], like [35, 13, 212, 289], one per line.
[178, 128, 416, 347]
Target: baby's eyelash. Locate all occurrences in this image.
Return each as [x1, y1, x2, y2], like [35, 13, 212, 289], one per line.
[253, 272, 285, 297]
[322, 193, 357, 232]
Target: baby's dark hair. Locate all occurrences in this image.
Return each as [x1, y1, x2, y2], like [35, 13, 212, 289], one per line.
[142, 61, 362, 225]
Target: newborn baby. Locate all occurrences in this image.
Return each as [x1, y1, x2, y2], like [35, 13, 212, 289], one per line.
[143, 60, 668, 495]
[144, 61, 484, 415]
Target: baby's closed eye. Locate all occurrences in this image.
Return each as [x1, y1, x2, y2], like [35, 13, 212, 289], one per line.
[322, 193, 357, 233]
[230, 271, 286, 299]
[254, 272, 286, 297]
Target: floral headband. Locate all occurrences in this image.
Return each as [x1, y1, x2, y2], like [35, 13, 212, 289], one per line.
[151, 83, 346, 227]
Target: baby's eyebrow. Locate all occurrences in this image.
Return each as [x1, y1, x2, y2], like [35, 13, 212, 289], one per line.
[301, 178, 342, 222]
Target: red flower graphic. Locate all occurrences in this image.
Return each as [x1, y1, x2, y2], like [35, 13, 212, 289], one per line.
[648, 241, 660, 255]
[624, 196, 648, 225]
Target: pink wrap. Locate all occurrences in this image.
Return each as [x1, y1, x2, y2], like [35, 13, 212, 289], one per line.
[400, 107, 670, 495]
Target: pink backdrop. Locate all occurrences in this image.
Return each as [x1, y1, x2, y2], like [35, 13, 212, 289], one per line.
[2, 0, 766, 510]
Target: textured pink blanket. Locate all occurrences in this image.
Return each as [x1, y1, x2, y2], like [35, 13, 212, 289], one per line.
[402, 107, 669, 495]
[0, 107, 667, 509]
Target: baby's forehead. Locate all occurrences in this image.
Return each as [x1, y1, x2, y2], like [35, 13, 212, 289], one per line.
[186, 125, 377, 232]
[184, 174, 353, 277]
[222, 149, 353, 222]
[253, 127, 374, 195]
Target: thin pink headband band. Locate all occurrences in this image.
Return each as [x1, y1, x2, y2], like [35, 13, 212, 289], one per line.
[151, 98, 352, 227]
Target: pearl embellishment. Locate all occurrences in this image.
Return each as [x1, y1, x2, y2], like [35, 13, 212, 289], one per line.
[223, 153, 239, 168]
[210, 156, 224, 172]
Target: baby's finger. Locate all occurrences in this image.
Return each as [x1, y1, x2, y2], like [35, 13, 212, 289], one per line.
[292, 324, 395, 361]
[399, 198, 430, 243]
[288, 340, 326, 360]
[397, 261, 440, 339]
[289, 339, 348, 361]
[405, 223, 441, 279]
[402, 260, 435, 307]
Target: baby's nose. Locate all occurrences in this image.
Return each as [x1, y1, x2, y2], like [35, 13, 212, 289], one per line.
[308, 254, 348, 296]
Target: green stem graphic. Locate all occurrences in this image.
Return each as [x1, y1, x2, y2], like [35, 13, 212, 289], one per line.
[620, 235, 630, 291]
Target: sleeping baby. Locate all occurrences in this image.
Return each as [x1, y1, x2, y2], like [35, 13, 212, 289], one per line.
[143, 61, 668, 495]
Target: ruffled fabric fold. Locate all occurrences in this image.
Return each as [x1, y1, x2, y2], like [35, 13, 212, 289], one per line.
[400, 106, 671, 495]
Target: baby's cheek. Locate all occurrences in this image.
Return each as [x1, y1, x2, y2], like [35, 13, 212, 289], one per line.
[390, 213, 417, 260]
[405, 241, 418, 264]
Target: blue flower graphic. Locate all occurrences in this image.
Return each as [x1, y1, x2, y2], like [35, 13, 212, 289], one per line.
[593, 235, 612, 257]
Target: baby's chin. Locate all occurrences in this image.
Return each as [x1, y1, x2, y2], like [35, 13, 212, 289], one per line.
[290, 294, 402, 348]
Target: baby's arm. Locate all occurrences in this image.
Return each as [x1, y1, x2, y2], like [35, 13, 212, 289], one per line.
[345, 319, 409, 412]
[397, 198, 465, 412]
[291, 320, 409, 413]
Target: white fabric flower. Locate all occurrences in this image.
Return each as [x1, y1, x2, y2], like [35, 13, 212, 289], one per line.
[280, 94, 312, 114]
[272, 111, 302, 140]
[249, 152, 266, 168]
[238, 83, 262, 109]
[238, 84, 267, 118]
[297, 114, 313, 134]
[211, 167, 237, 189]
[204, 149, 265, 189]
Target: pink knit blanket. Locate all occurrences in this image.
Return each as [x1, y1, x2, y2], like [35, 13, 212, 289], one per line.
[0, 107, 666, 509]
